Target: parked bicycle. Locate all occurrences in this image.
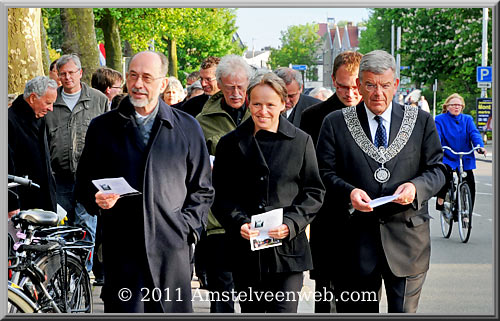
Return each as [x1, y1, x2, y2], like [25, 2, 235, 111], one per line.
[439, 145, 484, 243]
[8, 175, 94, 313]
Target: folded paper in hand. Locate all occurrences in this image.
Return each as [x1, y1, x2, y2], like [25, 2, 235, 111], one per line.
[250, 208, 283, 251]
[92, 177, 141, 197]
[369, 193, 400, 208]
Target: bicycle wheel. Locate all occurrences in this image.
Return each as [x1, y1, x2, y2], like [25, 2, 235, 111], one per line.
[440, 187, 453, 238]
[34, 251, 93, 313]
[458, 183, 473, 243]
[8, 283, 38, 313]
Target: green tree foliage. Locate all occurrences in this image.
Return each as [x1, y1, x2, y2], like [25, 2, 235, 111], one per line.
[268, 23, 322, 81]
[92, 8, 243, 83]
[358, 8, 492, 114]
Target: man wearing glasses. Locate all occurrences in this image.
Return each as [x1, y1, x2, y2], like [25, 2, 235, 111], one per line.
[316, 50, 445, 313]
[74, 51, 214, 313]
[299, 51, 363, 313]
[177, 56, 221, 118]
[45, 54, 109, 272]
[195, 54, 254, 313]
[91, 67, 124, 107]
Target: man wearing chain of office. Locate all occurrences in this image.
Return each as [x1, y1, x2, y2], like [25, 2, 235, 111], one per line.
[316, 50, 446, 313]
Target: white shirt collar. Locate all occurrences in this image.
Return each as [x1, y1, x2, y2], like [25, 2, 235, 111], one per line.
[364, 102, 393, 122]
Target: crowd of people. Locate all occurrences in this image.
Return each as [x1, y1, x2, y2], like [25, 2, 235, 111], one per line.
[8, 48, 487, 314]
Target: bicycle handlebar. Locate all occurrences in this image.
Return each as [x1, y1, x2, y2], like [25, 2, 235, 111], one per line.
[8, 175, 40, 189]
[442, 145, 484, 156]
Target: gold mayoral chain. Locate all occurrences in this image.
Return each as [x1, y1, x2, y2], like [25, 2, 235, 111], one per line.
[342, 105, 418, 183]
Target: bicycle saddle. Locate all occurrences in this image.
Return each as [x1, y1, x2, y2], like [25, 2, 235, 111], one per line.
[12, 210, 59, 227]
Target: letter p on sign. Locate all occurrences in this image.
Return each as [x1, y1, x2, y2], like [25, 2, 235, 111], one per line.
[477, 66, 492, 83]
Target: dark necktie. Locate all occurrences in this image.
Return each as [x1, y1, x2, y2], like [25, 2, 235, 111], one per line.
[374, 115, 387, 148]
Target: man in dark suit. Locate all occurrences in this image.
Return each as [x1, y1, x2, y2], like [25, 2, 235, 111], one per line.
[316, 50, 446, 313]
[299, 51, 363, 313]
[274, 67, 320, 127]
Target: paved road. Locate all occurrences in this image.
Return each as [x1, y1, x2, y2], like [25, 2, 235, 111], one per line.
[91, 141, 494, 314]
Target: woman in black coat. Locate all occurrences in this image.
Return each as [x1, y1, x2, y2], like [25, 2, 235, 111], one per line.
[212, 72, 325, 313]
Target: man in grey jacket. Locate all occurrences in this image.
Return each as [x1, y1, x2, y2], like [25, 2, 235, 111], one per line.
[45, 54, 109, 270]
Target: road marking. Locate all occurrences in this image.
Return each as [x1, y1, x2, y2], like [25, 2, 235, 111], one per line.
[483, 183, 492, 187]
[473, 213, 482, 217]
[477, 192, 493, 195]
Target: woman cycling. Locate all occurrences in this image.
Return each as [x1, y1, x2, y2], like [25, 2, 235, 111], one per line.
[435, 93, 486, 211]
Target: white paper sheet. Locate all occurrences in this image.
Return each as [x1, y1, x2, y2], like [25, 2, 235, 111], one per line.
[250, 208, 283, 251]
[92, 177, 141, 197]
[369, 194, 400, 208]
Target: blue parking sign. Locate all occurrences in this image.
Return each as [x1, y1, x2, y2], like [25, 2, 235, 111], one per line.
[477, 66, 492, 82]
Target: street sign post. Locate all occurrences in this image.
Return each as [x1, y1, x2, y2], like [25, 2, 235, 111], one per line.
[478, 82, 492, 88]
[291, 64, 307, 71]
[477, 66, 492, 82]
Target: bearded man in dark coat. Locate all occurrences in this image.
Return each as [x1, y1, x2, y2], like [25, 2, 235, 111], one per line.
[75, 51, 214, 313]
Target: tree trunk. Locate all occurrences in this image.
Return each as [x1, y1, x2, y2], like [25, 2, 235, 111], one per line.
[40, 13, 51, 77]
[60, 8, 100, 84]
[166, 37, 178, 78]
[98, 9, 123, 73]
[7, 8, 44, 94]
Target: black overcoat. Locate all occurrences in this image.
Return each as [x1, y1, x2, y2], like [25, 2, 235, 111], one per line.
[299, 93, 350, 280]
[316, 102, 446, 277]
[8, 95, 57, 213]
[286, 94, 321, 128]
[211, 116, 325, 278]
[75, 97, 214, 312]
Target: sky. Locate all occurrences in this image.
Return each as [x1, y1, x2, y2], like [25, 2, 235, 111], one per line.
[235, 8, 371, 51]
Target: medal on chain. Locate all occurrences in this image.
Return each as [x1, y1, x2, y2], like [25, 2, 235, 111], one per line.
[342, 105, 418, 183]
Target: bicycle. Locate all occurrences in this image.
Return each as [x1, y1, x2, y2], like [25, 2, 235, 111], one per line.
[8, 210, 94, 313]
[8, 175, 94, 313]
[439, 145, 484, 243]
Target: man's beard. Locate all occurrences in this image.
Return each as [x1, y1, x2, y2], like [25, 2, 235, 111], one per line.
[129, 96, 149, 107]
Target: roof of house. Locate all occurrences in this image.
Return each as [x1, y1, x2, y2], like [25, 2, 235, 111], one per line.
[331, 25, 360, 48]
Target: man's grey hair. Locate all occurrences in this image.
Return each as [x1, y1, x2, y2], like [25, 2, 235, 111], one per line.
[216, 54, 253, 84]
[166, 76, 183, 92]
[56, 54, 82, 71]
[273, 67, 303, 88]
[309, 87, 333, 101]
[128, 51, 169, 77]
[358, 50, 397, 82]
[23, 76, 58, 100]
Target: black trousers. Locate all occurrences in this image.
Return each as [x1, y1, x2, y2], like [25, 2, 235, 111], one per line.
[205, 234, 235, 313]
[436, 165, 477, 209]
[336, 254, 426, 313]
[232, 271, 304, 313]
[314, 278, 337, 313]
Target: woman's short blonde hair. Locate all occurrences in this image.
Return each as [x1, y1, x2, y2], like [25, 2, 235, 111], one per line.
[247, 72, 287, 104]
[442, 93, 465, 113]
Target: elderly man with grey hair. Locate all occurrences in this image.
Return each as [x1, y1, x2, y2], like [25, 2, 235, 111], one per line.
[45, 53, 109, 272]
[273, 67, 320, 127]
[309, 86, 334, 101]
[8, 76, 58, 218]
[316, 50, 445, 313]
[195, 54, 253, 313]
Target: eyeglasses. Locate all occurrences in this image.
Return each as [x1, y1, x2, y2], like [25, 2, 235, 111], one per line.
[222, 84, 246, 93]
[363, 82, 393, 92]
[127, 72, 164, 84]
[111, 86, 123, 90]
[446, 104, 463, 107]
[336, 84, 358, 93]
[200, 77, 216, 83]
[58, 69, 80, 78]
